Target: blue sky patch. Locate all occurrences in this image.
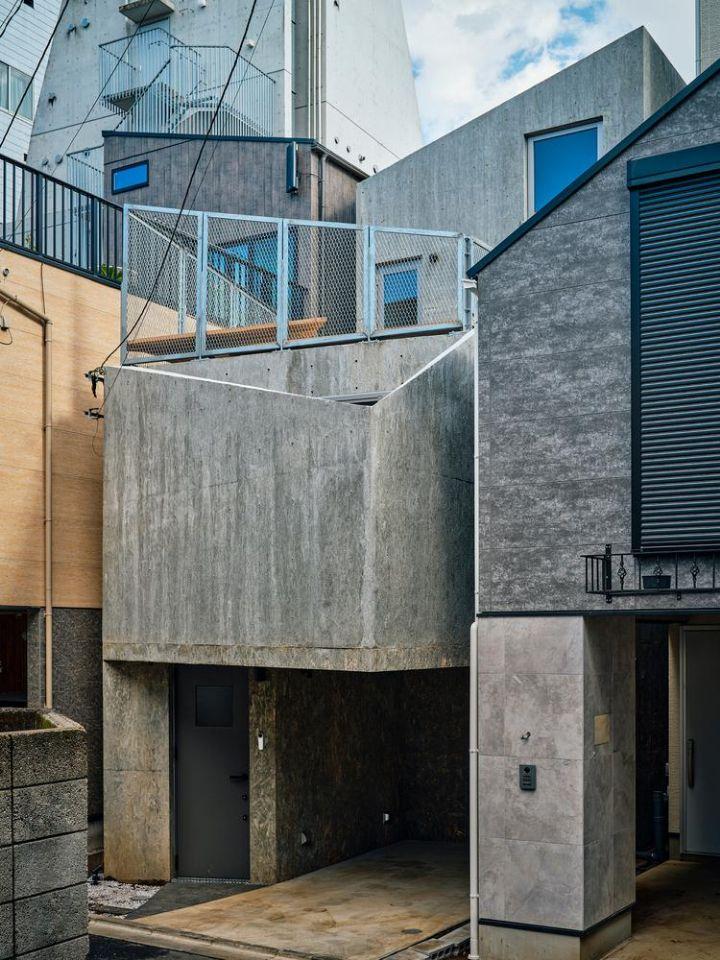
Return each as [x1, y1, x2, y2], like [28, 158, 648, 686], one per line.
[560, 0, 607, 24]
[501, 45, 543, 79]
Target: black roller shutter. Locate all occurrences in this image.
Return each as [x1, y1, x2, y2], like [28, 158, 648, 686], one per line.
[630, 150, 720, 553]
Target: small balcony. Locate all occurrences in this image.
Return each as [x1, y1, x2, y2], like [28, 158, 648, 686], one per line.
[99, 27, 276, 139]
[121, 205, 487, 363]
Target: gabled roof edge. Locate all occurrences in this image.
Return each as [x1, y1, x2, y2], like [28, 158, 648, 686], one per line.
[467, 56, 720, 279]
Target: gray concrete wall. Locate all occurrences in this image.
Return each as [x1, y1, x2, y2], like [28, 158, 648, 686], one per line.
[103, 134, 363, 222]
[475, 616, 634, 945]
[475, 67, 720, 615]
[698, 0, 720, 73]
[103, 333, 474, 671]
[0, 710, 88, 960]
[160, 331, 465, 398]
[357, 29, 684, 247]
[26, 607, 103, 822]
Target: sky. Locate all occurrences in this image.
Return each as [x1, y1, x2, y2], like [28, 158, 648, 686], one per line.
[401, 0, 696, 143]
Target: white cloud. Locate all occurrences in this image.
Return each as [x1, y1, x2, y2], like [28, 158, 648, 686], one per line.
[401, 0, 695, 143]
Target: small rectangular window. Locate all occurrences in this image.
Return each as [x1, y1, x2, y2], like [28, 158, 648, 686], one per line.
[379, 260, 420, 328]
[195, 685, 234, 727]
[8, 66, 32, 120]
[112, 160, 149, 194]
[527, 121, 601, 214]
[0, 64, 8, 112]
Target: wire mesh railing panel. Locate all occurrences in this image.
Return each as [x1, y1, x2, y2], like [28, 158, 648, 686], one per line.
[205, 214, 280, 351]
[372, 229, 461, 333]
[125, 209, 200, 361]
[0, 155, 122, 282]
[286, 222, 364, 341]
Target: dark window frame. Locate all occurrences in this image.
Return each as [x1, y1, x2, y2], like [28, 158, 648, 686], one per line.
[629, 142, 720, 554]
[111, 159, 149, 195]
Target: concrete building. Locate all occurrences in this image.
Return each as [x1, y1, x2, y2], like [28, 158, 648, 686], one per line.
[100, 131, 366, 222]
[357, 29, 684, 247]
[28, 0, 421, 191]
[697, 0, 720, 73]
[0, 0, 62, 163]
[468, 54, 720, 960]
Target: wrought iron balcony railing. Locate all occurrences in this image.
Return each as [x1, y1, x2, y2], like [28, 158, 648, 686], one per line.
[584, 544, 720, 602]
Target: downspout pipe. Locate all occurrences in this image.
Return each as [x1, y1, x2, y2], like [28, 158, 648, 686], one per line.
[469, 276, 482, 960]
[0, 287, 53, 708]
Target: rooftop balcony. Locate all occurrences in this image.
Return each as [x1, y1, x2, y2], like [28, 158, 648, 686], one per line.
[99, 27, 276, 139]
[121, 205, 486, 363]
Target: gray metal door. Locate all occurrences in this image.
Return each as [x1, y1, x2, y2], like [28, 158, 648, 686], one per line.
[175, 666, 250, 879]
[684, 630, 720, 856]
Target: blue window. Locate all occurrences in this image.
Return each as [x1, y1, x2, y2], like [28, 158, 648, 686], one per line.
[379, 261, 420, 328]
[528, 122, 600, 213]
[111, 160, 149, 194]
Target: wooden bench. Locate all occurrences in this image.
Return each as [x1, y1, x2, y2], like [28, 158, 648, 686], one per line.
[131, 317, 328, 355]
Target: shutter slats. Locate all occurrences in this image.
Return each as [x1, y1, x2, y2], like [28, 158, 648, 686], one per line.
[637, 170, 720, 551]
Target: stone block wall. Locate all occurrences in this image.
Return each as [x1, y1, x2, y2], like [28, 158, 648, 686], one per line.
[0, 710, 88, 960]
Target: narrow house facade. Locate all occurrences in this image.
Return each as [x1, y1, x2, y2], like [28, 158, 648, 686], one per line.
[469, 55, 720, 960]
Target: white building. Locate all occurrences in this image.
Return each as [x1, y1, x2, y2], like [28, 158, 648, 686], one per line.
[0, 0, 61, 162]
[27, 0, 421, 192]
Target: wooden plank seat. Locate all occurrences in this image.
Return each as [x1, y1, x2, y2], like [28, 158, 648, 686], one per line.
[130, 317, 328, 355]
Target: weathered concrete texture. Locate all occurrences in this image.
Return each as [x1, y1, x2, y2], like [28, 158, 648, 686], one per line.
[476, 66, 720, 615]
[103, 661, 172, 884]
[103, 333, 473, 671]
[25, 607, 103, 821]
[159, 331, 465, 399]
[128, 842, 468, 960]
[474, 616, 635, 937]
[698, 0, 720, 74]
[103, 135, 363, 223]
[358, 29, 683, 246]
[0, 709, 87, 960]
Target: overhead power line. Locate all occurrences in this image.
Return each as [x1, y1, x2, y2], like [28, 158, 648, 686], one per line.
[0, 0, 25, 40]
[94, 0, 263, 379]
[0, 0, 72, 150]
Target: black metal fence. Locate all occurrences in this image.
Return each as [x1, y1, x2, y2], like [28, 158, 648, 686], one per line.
[584, 544, 720, 602]
[0, 155, 123, 283]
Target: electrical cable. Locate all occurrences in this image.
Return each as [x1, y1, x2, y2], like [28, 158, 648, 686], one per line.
[188, 0, 277, 211]
[60, 0, 157, 163]
[0, 0, 72, 151]
[0, 0, 25, 40]
[94, 0, 262, 383]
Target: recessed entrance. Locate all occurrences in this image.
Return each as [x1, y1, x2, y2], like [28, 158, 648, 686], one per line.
[174, 665, 250, 880]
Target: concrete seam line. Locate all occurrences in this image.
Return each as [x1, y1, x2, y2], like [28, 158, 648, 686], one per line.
[88, 918, 319, 960]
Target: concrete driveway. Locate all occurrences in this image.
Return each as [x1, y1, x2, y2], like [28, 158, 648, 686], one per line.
[92, 841, 469, 960]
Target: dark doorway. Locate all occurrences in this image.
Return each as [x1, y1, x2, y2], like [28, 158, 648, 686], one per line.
[175, 666, 250, 879]
[636, 622, 669, 858]
[0, 611, 28, 706]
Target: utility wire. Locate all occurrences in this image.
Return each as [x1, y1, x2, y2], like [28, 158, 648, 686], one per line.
[0, 0, 25, 40]
[0, 0, 72, 150]
[93, 0, 263, 386]
[188, 0, 277, 211]
[60, 0, 156, 162]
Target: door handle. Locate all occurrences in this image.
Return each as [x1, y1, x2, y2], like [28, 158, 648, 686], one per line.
[229, 773, 248, 782]
[687, 738, 695, 789]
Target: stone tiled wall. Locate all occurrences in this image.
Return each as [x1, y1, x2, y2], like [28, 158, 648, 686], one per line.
[0, 710, 88, 960]
[475, 616, 635, 935]
[476, 69, 720, 615]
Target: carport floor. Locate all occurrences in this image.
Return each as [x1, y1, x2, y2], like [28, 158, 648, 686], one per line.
[125, 841, 468, 960]
[609, 858, 720, 959]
